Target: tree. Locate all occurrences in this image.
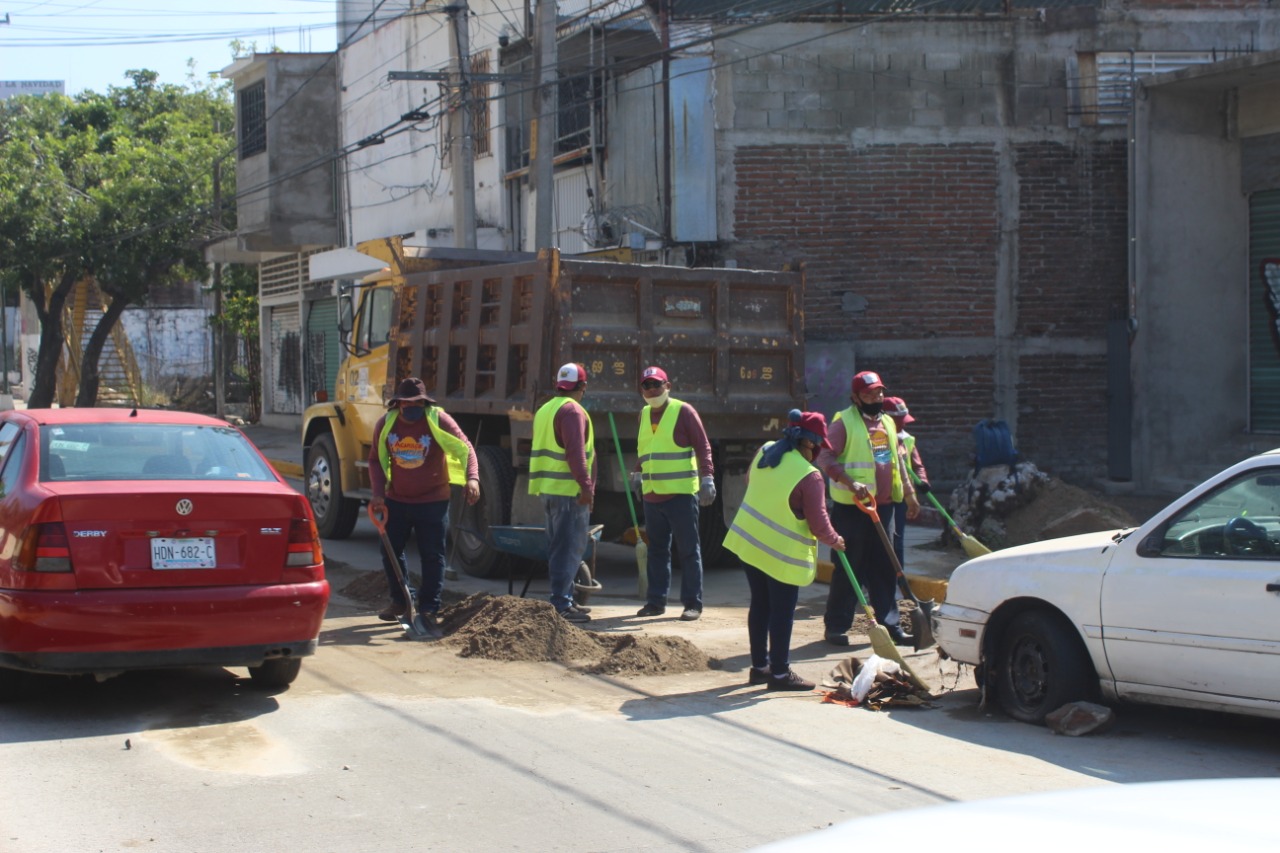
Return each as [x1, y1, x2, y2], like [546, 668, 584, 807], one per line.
[0, 70, 233, 407]
[212, 263, 261, 423]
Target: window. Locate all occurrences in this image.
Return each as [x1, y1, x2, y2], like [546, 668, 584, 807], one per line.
[356, 286, 395, 353]
[0, 431, 23, 496]
[470, 52, 491, 157]
[239, 81, 266, 159]
[1149, 469, 1280, 559]
[1075, 51, 1245, 126]
[39, 424, 276, 482]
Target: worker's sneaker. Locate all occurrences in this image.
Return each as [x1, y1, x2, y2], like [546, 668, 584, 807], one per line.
[636, 603, 666, 617]
[748, 666, 771, 686]
[567, 603, 592, 615]
[378, 601, 407, 622]
[824, 632, 850, 646]
[413, 612, 444, 639]
[680, 608, 702, 621]
[444, 567, 459, 581]
[766, 670, 815, 692]
[560, 607, 592, 623]
[886, 626, 915, 647]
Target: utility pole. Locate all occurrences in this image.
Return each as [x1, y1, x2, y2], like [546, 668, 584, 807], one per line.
[533, 0, 557, 249]
[213, 152, 226, 418]
[447, 3, 477, 249]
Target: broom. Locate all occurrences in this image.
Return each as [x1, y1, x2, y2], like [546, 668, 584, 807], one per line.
[607, 411, 648, 598]
[835, 550, 930, 694]
[908, 469, 991, 558]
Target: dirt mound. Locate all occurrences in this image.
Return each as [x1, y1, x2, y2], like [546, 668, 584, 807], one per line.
[948, 463, 1137, 550]
[337, 567, 468, 609]
[440, 593, 713, 676]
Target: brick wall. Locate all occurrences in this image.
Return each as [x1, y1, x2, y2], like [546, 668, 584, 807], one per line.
[1016, 140, 1129, 338]
[734, 143, 1000, 340]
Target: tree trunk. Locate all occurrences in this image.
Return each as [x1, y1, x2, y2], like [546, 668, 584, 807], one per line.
[75, 297, 130, 408]
[28, 272, 77, 409]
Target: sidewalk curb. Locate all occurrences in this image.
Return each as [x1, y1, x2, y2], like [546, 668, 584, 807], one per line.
[269, 459, 304, 478]
[815, 559, 948, 602]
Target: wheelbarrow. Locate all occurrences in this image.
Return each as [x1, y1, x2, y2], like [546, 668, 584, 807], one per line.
[478, 523, 605, 600]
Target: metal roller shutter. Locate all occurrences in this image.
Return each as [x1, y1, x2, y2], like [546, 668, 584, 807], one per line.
[305, 297, 340, 402]
[269, 303, 303, 415]
[1249, 189, 1280, 432]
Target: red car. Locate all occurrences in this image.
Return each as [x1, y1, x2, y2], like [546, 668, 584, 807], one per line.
[0, 408, 329, 698]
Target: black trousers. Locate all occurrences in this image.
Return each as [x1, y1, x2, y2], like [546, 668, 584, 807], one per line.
[824, 500, 901, 634]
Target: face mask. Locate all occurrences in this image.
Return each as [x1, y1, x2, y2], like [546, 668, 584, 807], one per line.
[644, 390, 670, 409]
[857, 400, 883, 418]
[400, 405, 426, 423]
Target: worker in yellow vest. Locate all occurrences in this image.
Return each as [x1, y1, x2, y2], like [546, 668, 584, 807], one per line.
[632, 365, 715, 622]
[369, 377, 480, 637]
[883, 395, 932, 568]
[725, 410, 845, 691]
[818, 371, 920, 647]
[529, 362, 596, 623]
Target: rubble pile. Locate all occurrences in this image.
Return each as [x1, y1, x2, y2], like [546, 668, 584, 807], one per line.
[946, 463, 1136, 551]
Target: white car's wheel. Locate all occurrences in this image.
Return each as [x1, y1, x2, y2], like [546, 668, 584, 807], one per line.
[995, 610, 1094, 724]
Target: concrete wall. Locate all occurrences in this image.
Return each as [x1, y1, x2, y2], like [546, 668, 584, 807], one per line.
[121, 308, 213, 388]
[340, 3, 523, 247]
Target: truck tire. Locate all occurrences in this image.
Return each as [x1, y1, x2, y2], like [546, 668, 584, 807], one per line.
[306, 434, 360, 540]
[449, 444, 516, 579]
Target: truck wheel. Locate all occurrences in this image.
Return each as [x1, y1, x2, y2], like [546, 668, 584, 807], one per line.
[449, 445, 515, 579]
[306, 434, 359, 540]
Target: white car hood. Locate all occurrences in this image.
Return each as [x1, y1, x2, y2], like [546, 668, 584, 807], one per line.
[946, 529, 1124, 609]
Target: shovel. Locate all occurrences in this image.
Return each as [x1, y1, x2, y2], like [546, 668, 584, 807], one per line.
[367, 503, 439, 641]
[607, 411, 648, 599]
[852, 493, 936, 650]
[907, 469, 991, 558]
[835, 550, 930, 694]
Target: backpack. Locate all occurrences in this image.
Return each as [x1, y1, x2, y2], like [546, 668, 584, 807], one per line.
[973, 419, 1018, 474]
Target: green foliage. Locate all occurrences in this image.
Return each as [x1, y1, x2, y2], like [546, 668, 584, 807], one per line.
[0, 72, 235, 405]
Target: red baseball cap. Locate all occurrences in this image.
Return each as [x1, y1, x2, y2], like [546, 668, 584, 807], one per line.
[639, 366, 668, 386]
[852, 370, 885, 395]
[790, 409, 833, 449]
[555, 362, 588, 390]
[883, 396, 915, 424]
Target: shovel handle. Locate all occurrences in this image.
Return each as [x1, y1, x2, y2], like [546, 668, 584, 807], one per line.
[367, 502, 388, 534]
[852, 490, 923, 605]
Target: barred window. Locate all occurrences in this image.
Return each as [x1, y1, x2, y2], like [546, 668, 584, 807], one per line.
[239, 81, 266, 159]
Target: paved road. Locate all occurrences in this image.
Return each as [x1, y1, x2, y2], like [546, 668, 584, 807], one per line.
[5, 493, 1280, 852]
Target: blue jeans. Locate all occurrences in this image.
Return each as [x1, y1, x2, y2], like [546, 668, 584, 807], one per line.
[744, 564, 801, 675]
[642, 494, 703, 611]
[380, 498, 449, 614]
[824, 501, 901, 634]
[543, 495, 589, 612]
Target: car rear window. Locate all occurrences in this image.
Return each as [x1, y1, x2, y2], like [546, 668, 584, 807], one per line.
[40, 423, 277, 483]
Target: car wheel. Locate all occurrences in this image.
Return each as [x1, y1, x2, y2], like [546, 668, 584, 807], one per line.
[448, 445, 515, 579]
[307, 434, 359, 540]
[995, 610, 1094, 725]
[248, 658, 302, 689]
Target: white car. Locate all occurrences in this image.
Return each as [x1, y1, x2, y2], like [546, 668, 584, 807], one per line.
[934, 450, 1280, 725]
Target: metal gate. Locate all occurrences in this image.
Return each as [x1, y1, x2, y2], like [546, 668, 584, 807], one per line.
[305, 297, 340, 403]
[269, 303, 303, 415]
[1249, 189, 1280, 432]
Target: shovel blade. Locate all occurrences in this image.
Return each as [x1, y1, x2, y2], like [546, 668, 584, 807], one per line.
[909, 600, 936, 651]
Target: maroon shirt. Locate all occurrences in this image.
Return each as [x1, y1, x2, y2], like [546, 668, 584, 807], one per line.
[369, 409, 480, 503]
[639, 400, 714, 505]
[744, 452, 841, 547]
[553, 398, 596, 497]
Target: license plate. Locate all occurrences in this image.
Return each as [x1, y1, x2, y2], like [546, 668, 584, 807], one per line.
[151, 538, 217, 569]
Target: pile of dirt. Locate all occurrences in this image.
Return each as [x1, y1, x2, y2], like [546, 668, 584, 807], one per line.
[337, 566, 468, 608]
[947, 462, 1137, 551]
[586, 634, 712, 676]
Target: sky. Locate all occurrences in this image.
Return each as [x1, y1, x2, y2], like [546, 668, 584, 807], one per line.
[0, 1, 340, 96]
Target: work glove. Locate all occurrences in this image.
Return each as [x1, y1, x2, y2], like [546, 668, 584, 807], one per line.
[698, 476, 717, 508]
[916, 480, 932, 496]
[630, 471, 644, 494]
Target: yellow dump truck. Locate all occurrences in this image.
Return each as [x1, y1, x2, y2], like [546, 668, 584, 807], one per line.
[301, 239, 805, 577]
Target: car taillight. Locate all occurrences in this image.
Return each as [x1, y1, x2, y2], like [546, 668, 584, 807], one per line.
[285, 516, 322, 569]
[15, 522, 73, 573]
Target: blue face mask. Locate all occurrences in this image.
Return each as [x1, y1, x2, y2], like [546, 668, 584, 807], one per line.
[400, 405, 426, 423]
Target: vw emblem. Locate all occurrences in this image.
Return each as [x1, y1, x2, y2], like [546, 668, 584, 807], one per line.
[175, 499, 194, 516]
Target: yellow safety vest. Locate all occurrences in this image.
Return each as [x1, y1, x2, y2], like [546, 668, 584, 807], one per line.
[723, 444, 818, 586]
[529, 396, 595, 497]
[829, 407, 903, 504]
[637, 398, 697, 496]
[378, 408, 470, 486]
[901, 431, 916, 460]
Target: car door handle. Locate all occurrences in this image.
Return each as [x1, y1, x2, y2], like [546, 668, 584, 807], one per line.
[1268, 583, 1280, 593]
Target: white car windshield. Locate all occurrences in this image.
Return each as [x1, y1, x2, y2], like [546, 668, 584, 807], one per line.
[40, 424, 277, 482]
